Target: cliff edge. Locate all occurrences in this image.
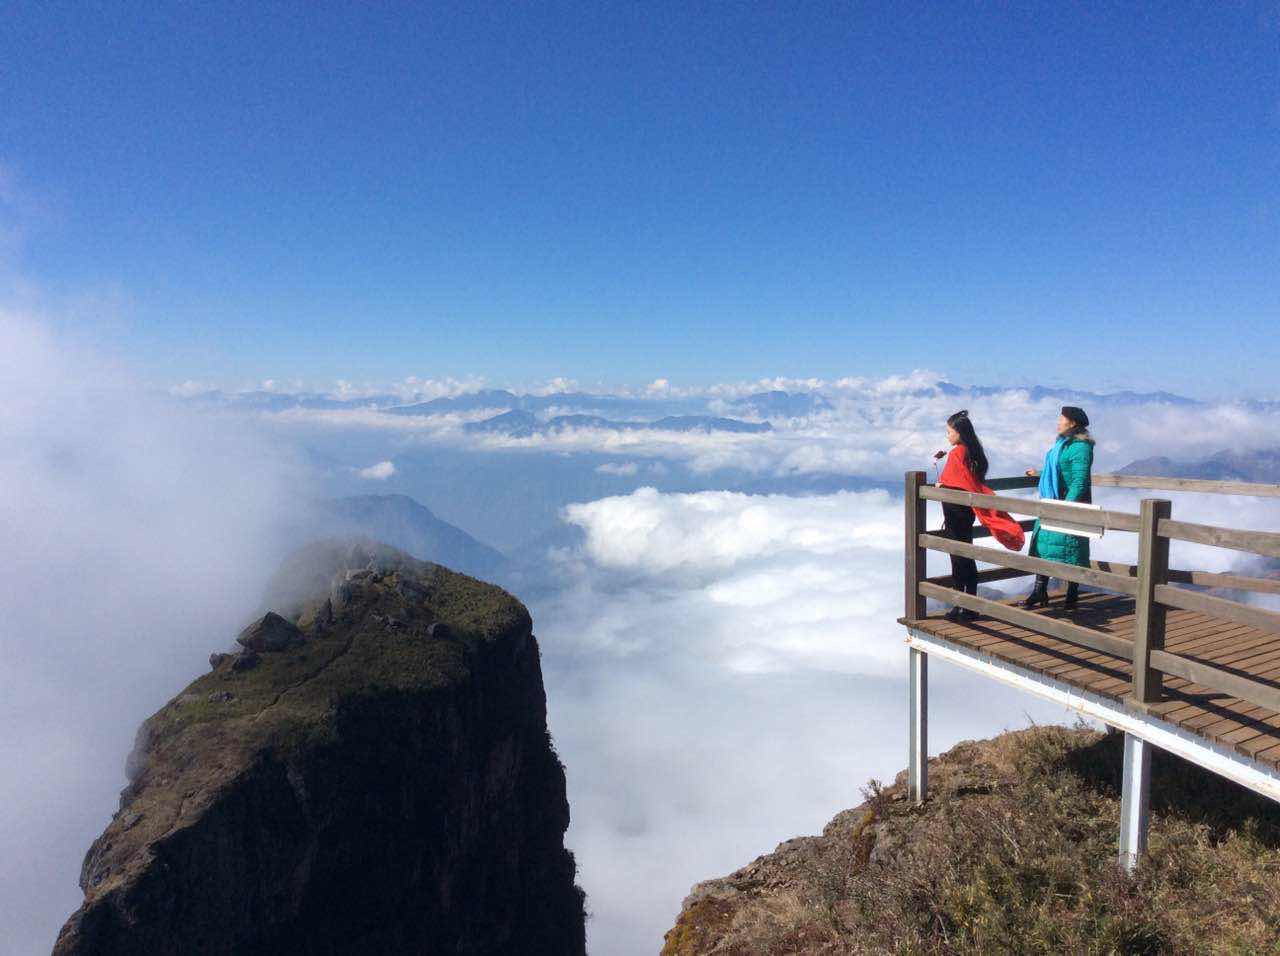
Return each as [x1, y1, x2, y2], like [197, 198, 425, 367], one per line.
[663, 725, 1280, 955]
[54, 539, 586, 956]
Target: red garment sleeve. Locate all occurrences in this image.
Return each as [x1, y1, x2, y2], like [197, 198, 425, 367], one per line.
[936, 444, 1026, 551]
[939, 445, 980, 491]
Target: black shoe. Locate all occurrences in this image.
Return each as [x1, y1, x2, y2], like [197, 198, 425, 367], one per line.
[944, 606, 965, 622]
[1064, 583, 1079, 609]
[1022, 585, 1049, 609]
[960, 608, 981, 622]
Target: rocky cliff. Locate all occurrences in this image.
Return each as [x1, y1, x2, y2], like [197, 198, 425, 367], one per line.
[663, 725, 1280, 955]
[54, 540, 586, 956]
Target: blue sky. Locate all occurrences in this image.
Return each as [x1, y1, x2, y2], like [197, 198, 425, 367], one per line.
[2, 2, 1277, 395]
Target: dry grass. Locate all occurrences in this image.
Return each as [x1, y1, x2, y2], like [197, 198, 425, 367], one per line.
[664, 724, 1280, 955]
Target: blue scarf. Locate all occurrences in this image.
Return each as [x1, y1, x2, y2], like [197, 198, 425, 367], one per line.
[1038, 437, 1066, 501]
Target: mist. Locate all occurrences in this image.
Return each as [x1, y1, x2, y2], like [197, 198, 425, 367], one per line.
[0, 312, 309, 952]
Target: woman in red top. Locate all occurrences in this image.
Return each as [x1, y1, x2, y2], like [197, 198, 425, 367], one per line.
[935, 410, 990, 621]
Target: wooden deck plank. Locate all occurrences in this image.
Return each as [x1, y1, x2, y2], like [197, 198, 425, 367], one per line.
[1174, 700, 1278, 741]
[1170, 625, 1277, 662]
[1196, 705, 1280, 749]
[921, 595, 1129, 685]
[929, 607, 1131, 688]
[1162, 624, 1280, 721]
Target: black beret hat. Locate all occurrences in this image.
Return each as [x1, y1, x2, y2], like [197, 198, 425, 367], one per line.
[1061, 405, 1089, 428]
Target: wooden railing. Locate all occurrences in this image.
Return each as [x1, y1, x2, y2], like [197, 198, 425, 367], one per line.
[904, 471, 1280, 714]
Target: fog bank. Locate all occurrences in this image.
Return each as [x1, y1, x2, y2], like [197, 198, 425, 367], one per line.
[0, 313, 308, 953]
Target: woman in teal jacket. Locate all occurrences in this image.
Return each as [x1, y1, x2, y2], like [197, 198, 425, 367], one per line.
[1022, 406, 1094, 609]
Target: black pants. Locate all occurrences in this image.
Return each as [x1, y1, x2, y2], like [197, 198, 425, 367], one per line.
[942, 502, 978, 594]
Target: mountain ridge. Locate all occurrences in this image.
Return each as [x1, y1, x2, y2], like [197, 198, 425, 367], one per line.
[181, 382, 1219, 420]
[462, 410, 773, 437]
[1118, 447, 1280, 484]
[315, 493, 508, 579]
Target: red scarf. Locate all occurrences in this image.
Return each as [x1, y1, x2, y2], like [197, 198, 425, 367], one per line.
[938, 446, 1026, 551]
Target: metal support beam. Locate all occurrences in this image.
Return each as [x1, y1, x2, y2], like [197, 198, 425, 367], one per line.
[1119, 733, 1152, 872]
[909, 647, 928, 805]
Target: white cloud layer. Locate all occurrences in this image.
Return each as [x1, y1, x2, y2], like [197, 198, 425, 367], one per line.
[531, 486, 1081, 953]
[233, 372, 1280, 481]
[554, 488, 906, 674]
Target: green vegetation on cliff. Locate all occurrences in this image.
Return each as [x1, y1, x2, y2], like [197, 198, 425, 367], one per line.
[150, 539, 525, 753]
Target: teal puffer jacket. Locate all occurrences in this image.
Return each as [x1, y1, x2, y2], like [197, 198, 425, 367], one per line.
[1028, 437, 1095, 568]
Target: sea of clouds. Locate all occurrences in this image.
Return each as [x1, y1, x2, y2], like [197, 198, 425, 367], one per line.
[533, 487, 1073, 950]
[6, 317, 1280, 953]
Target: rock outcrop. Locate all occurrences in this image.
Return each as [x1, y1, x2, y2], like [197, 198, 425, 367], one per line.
[663, 725, 1280, 955]
[234, 610, 303, 652]
[54, 539, 586, 956]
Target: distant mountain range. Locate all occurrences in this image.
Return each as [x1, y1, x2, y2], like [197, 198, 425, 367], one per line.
[386, 389, 702, 419]
[462, 410, 772, 437]
[722, 390, 834, 418]
[181, 382, 1227, 422]
[951, 384, 1202, 406]
[1118, 448, 1280, 484]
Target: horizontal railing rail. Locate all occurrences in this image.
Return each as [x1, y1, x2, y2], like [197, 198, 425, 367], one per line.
[925, 552, 1280, 596]
[925, 566, 1030, 589]
[920, 485, 1141, 533]
[1093, 560, 1280, 596]
[961, 473, 1280, 498]
[918, 532, 1139, 596]
[1154, 584, 1280, 636]
[929, 517, 1036, 541]
[1094, 474, 1280, 498]
[985, 475, 1040, 491]
[905, 470, 1280, 722]
[1158, 518, 1280, 559]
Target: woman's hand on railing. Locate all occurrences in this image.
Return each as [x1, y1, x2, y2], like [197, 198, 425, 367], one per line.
[1025, 468, 1040, 478]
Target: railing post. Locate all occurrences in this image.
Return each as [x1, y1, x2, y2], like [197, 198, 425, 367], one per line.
[1131, 498, 1172, 707]
[905, 471, 927, 620]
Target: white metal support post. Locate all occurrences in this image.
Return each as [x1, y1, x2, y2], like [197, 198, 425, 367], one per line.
[904, 470, 928, 805]
[909, 646, 928, 804]
[1118, 732, 1152, 871]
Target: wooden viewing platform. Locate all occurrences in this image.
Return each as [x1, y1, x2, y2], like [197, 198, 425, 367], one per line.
[898, 470, 1280, 870]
